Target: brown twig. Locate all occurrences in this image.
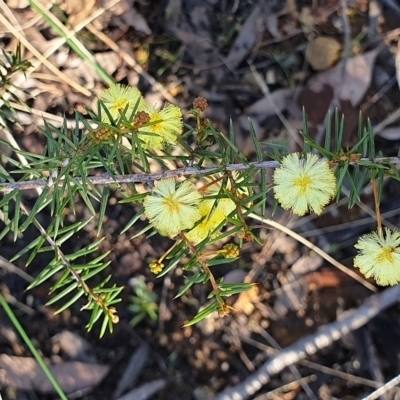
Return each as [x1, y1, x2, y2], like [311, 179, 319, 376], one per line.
[18, 201, 114, 319]
[2, 156, 400, 194]
[215, 284, 400, 400]
[248, 213, 377, 292]
[179, 232, 222, 303]
[363, 373, 400, 400]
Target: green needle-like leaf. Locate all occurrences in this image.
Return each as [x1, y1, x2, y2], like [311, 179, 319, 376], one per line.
[97, 186, 109, 236]
[29, 0, 114, 85]
[47, 281, 79, 306]
[175, 271, 205, 298]
[54, 289, 85, 314]
[184, 301, 219, 326]
[20, 187, 52, 232]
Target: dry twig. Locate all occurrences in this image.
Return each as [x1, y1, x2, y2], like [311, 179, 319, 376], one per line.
[215, 284, 400, 400]
[2, 156, 400, 194]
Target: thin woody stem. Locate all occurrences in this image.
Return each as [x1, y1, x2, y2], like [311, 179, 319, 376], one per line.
[198, 175, 225, 193]
[179, 232, 223, 305]
[19, 202, 87, 289]
[0, 161, 276, 193]
[158, 239, 181, 263]
[226, 171, 251, 238]
[2, 156, 399, 194]
[19, 201, 109, 311]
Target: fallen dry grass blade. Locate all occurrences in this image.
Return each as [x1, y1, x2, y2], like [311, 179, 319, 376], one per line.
[248, 213, 377, 292]
[29, 0, 113, 85]
[0, 12, 91, 96]
[85, 23, 178, 105]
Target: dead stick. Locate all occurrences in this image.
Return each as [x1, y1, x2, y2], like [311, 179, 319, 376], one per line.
[2, 157, 400, 194]
[215, 284, 400, 400]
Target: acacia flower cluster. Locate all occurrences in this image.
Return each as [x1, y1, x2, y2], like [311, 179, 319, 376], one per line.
[186, 176, 250, 244]
[185, 202, 226, 244]
[143, 178, 202, 237]
[88, 126, 115, 144]
[143, 176, 243, 242]
[273, 152, 336, 216]
[98, 84, 146, 121]
[96, 84, 183, 150]
[354, 228, 400, 286]
[96, 87, 393, 290]
[137, 103, 182, 150]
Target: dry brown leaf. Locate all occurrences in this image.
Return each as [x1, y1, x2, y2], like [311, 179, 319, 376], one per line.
[225, 5, 264, 70]
[167, 3, 218, 65]
[106, 0, 151, 34]
[95, 51, 120, 75]
[121, 8, 151, 34]
[225, 1, 287, 70]
[0, 354, 109, 393]
[265, 14, 281, 40]
[5, 0, 29, 9]
[116, 379, 166, 400]
[52, 330, 95, 362]
[304, 270, 355, 289]
[60, 0, 96, 27]
[307, 48, 381, 107]
[112, 344, 150, 400]
[245, 88, 295, 123]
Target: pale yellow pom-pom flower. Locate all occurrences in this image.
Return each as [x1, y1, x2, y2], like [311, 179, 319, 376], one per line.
[144, 178, 202, 237]
[98, 84, 146, 121]
[200, 173, 251, 217]
[186, 174, 251, 244]
[138, 103, 183, 149]
[186, 206, 226, 244]
[273, 152, 336, 216]
[354, 228, 400, 286]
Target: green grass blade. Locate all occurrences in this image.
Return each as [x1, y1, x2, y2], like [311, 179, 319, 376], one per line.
[0, 294, 68, 400]
[183, 301, 219, 327]
[97, 186, 109, 236]
[29, 0, 114, 86]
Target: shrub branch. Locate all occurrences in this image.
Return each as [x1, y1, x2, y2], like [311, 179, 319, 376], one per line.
[1, 156, 399, 194]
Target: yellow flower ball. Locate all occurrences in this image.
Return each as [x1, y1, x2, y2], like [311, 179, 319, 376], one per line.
[354, 228, 400, 286]
[144, 178, 202, 237]
[138, 103, 183, 149]
[186, 174, 251, 244]
[186, 207, 226, 244]
[222, 243, 240, 258]
[98, 84, 146, 122]
[200, 173, 251, 217]
[273, 153, 336, 216]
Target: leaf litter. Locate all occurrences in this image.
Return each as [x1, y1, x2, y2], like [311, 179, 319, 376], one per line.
[2, 1, 400, 399]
